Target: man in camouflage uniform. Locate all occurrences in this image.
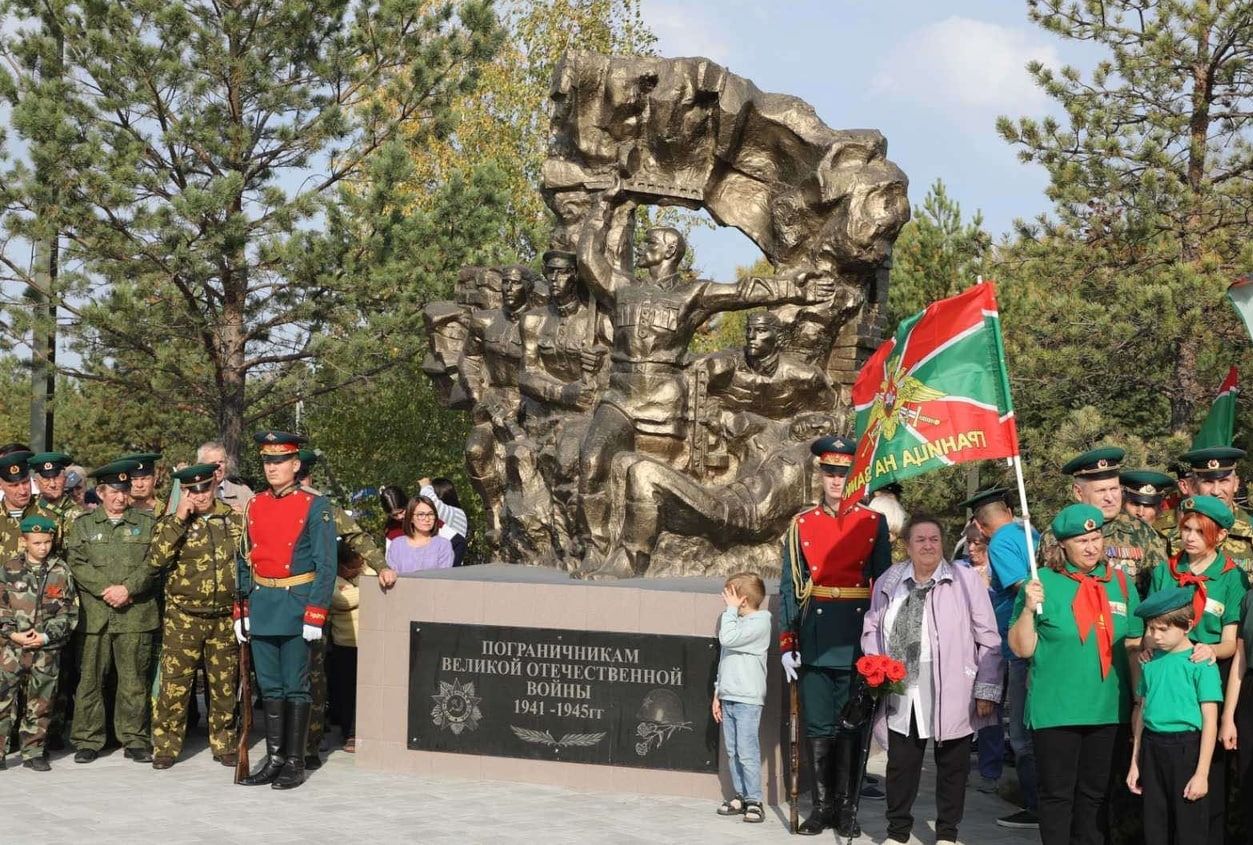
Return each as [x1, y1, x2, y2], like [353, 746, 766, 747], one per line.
[295, 448, 394, 767]
[67, 459, 159, 763]
[0, 516, 77, 770]
[1165, 447, 1253, 572]
[1037, 447, 1168, 596]
[147, 463, 242, 769]
[122, 452, 167, 517]
[0, 451, 40, 560]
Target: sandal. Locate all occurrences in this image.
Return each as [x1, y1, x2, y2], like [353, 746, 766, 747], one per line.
[743, 802, 764, 823]
[717, 796, 745, 816]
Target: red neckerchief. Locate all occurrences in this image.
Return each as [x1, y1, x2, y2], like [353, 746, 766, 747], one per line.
[1063, 562, 1116, 679]
[1168, 552, 1236, 624]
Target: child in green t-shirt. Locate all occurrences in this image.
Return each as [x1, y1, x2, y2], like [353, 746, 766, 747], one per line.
[1127, 586, 1223, 845]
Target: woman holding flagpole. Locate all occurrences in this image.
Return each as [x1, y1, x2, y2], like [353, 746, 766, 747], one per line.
[1009, 504, 1143, 845]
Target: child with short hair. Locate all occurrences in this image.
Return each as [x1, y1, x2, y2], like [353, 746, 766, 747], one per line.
[713, 572, 771, 823]
[1127, 586, 1223, 845]
[0, 516, 78, 771]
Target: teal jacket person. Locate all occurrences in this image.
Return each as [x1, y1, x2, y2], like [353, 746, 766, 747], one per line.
[779, 435, 892, 837]
[236, 431, 336, 790]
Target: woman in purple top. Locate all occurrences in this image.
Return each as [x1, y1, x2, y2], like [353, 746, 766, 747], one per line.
[386, 495, 454, 574]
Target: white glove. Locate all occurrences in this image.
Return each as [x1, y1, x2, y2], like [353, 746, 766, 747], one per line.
[302, 624, 323, 643]
[781, 650, 802, 683]
[233, 617, 249, 644]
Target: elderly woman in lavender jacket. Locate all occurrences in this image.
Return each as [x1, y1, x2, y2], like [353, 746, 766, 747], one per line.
[861, 514, 1003, 845]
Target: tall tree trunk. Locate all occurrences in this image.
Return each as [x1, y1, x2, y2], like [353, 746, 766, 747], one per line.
[1172, 25, 1214, 433]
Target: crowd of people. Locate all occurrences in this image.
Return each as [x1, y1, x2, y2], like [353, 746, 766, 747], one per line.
[0, 435, 468, 787]
[712, 436, 1253, 845]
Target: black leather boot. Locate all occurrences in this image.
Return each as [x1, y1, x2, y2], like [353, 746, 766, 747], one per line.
[797, 737, 834, 834]
[273, 700, 311, 790]
[832, 729, 863, 839]
[240, 700, 285, 785]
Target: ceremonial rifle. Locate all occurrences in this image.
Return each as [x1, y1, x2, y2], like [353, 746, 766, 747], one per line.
[788, 673, 800, 833]
[234, 628, 252, 784]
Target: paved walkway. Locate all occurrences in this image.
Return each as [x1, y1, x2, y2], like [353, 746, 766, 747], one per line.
[5, 725, 1037, 845]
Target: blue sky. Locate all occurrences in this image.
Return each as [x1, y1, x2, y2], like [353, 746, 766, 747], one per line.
[640, 0, 1099, 280]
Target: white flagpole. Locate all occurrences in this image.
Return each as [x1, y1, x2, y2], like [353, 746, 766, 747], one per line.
[1009, 455, 1038, 582]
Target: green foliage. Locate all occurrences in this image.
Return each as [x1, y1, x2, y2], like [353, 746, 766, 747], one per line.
[887, 180, 991, 329]
[0, 0, 503, 462]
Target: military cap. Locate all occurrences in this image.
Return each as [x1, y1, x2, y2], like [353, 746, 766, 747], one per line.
[19, 514, 56, 535]
[1120, 469, 1174, 506]
[27, 451, 73, 479]
[811, 435, 856, 475]
[0, 450, 33, 484]
[541, 249, 576, 267]
[958, 487, 1011, 512]
[1180, 446, 1245, 481]
[1134, 585, 1195, 621]
[297, 447, 319, 468]
[254, 430, 306, 462]
[172, 463, 219, 493]
[119, 451, 162, 478]
[1051, 503, 1104, 541]
[1060, 446, 1125, 480]
[90, 459, 141, 488]
[1177, 494, 1235, 530]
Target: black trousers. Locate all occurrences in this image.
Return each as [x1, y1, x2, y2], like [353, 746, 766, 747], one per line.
[1142, 729, 1208, 845]
[327, 644, 358, 739]
[885, 714, 972, 842]
[1235, 671, 1253, 839]
[1034, 723, 1119, 845]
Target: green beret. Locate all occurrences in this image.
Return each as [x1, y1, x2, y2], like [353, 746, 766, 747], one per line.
[172, 463, 219, 492]
[1135, 585, 1195, 621]
[19, 515, 56, 535]
[0, 450, 32, 483]
[1180, 446, 1245, 480]
[1178, 494, 1235, 530]
[1051, 503, 1104, 541]
[1061, 446, 1125, 480]
[119, 451, 162, 478]
[958, 487, 1011, 512]
[27, 451, 73, 478]
[90, 459, 142, 488]
[1120, 469, 1174, 505]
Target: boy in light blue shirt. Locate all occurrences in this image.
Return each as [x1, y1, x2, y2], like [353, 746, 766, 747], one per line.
[713, 572, 771, 823]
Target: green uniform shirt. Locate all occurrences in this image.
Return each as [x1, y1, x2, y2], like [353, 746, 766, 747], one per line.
[1137, 648, 1222, 733]
[66, 508, 158, 634]
[1148, 554, 1247, 645]
[1012, 563, 1143, 729]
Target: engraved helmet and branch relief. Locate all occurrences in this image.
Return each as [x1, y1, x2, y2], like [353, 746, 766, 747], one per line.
[422, 51, 909, 580]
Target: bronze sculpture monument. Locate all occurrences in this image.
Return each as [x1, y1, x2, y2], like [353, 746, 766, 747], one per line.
[422, 51, 909, 578]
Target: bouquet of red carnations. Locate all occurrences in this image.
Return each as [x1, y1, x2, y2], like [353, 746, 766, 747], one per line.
[855, 654, 908, 697]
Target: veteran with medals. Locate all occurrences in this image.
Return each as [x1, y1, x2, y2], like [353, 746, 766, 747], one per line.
[235, 431, 336, 789]
[779, 436, 892, 837]
[1038, 447, 1168, 596]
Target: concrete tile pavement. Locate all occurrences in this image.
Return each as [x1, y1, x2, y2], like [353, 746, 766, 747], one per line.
[3, 734, 1037, 844]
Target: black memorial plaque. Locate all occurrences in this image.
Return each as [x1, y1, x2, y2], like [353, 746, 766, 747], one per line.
[408, 622, 719, 772]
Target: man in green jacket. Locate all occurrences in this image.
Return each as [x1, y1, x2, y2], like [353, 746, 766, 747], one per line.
[66, 459, 158, 763]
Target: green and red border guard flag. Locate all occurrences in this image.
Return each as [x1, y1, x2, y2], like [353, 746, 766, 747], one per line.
[1191, 366, 1239, 450]
[842, 282, 1019, 511]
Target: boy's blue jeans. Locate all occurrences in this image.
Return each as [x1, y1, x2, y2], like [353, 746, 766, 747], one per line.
[721, 699, 763, 802]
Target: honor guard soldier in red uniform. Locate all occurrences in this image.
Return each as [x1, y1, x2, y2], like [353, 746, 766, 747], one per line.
[780, 435, 892, 836]
[236, 431, 336, 790]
